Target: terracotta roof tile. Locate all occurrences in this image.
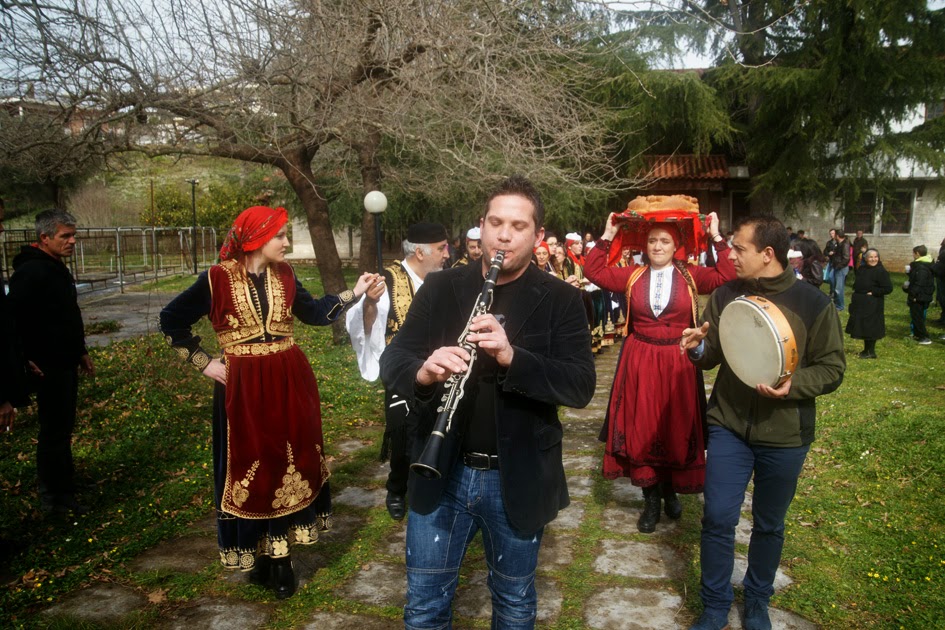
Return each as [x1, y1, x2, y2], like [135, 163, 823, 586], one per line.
[643, 155, 729, 180]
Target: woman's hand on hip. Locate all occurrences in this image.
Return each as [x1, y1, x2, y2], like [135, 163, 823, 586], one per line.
[202, 358, 228, 385]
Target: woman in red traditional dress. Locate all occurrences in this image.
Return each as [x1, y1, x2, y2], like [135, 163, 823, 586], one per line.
[584, 210, 735, 533]
[160, 206, 375, 598]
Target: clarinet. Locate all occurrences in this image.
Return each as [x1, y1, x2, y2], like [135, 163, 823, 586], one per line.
[410, 250, 506, 479]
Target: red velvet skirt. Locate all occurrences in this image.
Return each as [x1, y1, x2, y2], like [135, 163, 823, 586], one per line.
[602, 334, 706, 493]
[220, 342, 329, 519]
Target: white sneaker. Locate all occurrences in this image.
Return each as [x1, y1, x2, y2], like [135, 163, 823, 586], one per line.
[917, 338, 932, 345]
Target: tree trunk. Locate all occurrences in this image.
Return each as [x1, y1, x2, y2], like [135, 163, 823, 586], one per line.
[281, 157, 349, 344]
[357, 130, 382, 274]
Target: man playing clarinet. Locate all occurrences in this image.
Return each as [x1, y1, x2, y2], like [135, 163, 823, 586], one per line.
[380, 175, 595, 629]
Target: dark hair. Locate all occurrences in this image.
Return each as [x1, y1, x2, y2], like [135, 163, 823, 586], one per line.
[914, 244, 928, 257]
[734, 215, 790, 268]
[795, 237, 824, 261]
[483, 175, 544, 229]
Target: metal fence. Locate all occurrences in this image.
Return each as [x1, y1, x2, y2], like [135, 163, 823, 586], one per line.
[0, 226, 219, 294]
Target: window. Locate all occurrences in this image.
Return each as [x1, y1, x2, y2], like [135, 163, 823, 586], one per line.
[927, 101, 945, 121]
[844, 192, 875, 233]
[879, 191, 914, 234]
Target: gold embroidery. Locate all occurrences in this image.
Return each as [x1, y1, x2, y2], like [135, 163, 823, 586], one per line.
[219, 547, 255, 571]
[338, 289, 355, 305]
[224, 337, 295, 357]
[267, 263, 293, 337]
[385, 262, 415, 345]
[226, 314, 239, 328]
[230, 460, 259, 508]
[174, 346, 190, 359]
[190, 350, 211, 370]
[215, 260, 264, 348]
[272, 443, 313, 509]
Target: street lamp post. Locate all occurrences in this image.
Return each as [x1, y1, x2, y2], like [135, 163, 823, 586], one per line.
[363, 190, 387, 275]
[186, 179, 199, 274]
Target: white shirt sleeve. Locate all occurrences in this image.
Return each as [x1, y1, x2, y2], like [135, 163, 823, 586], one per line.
[344, 290, 391, 382]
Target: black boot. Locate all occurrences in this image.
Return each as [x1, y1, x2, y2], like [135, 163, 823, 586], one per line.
[867, 339, 877, 359]
[661, 483, 682, 520]
[637, 485, 661, 533]
[270, 556, 296, 599]
[249, 555, 271, 587]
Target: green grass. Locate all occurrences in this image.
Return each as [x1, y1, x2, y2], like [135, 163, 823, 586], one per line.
[1, 270, 943, 628]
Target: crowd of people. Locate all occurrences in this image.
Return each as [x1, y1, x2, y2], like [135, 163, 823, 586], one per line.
[1, 184, 944, 628]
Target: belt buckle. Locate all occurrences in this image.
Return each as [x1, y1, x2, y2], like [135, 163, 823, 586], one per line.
[465, 452, 493, 470]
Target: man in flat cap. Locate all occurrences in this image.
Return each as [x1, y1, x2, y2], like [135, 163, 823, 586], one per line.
[345, 222, 451, 520]
[451, 226, 482, 268]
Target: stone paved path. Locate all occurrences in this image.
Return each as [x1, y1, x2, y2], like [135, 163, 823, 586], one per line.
[39, 315, 820, 629]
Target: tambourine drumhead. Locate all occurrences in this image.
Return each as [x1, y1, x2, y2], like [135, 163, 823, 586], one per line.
[719, 296, 798, 389]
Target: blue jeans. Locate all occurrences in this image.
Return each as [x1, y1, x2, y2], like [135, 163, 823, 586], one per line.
[699, 425, 809, 615]
[831, 266, 849, 310]
[404, 463, 543, 630]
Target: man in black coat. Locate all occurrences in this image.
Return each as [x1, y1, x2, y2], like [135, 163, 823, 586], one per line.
[380, 176, 595, 629]
[9, 209, 94, 514]
[0, 200, 29, 432]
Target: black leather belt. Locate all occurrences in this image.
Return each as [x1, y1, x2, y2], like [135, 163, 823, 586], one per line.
[463, 452, 500, 470]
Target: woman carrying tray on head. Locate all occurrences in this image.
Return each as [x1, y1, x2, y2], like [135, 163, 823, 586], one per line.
[583, 195, 736, 533]
[159, 205, 375, 598]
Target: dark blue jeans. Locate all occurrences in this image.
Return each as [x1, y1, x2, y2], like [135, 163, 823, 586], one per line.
[700, 425, 809, 615]
[404, 463, 543, 629]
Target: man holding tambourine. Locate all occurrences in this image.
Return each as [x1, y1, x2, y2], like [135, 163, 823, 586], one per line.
[680, 215, 846, 630]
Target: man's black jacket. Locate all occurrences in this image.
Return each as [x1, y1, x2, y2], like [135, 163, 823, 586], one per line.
[380, 262, 596, 534]
[9, 245, 87, 371]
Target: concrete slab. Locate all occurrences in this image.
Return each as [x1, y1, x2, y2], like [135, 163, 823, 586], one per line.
[42, 583, 148, 625]
[584, 586, 684, 629]
[593, 539, 684, 579]
[128, 534, 217, 574]
[561, 454, 598, 472]
[567, 476, 595, 498]
[453, 571, 561, 622]
[537, 531, 574, 569]
[158, 597, 269, 629]
[370, 462, 392, 481]
[610, 477, 644, 504]
[563, 433, 604, 453]
[561, 406, 606, 421]
[81, 292, 175, 347]
[546, 501, 584, 531]
[732, 554, 793, 591]
[338, 562, 406, 607]
[382, 524, 407, 557]
[333, 439, 370, 456]
[333, 486, 386, 509]
[598, 507, 681, 537]
[735, 515, 752, 546]
[301, 611, 401, 629]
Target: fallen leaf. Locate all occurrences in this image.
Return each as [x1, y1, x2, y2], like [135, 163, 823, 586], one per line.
[148, 588, 167, 604]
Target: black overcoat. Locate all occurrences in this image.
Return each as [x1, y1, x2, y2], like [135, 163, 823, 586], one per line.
[379, 261, 596, 535]
[846, 263, 893, 340]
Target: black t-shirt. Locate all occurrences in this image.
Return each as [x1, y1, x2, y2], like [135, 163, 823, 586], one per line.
[460, 273, 525, 455]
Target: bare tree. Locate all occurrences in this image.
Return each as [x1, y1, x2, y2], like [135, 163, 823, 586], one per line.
[1, 0, 633, 338]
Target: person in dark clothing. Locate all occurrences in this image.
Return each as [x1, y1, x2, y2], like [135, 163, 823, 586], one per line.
[795, 238, 826, 288]
[830, 230, 853, 310]
[9, 209, 94, 515]
[905, 244, 936, 345]
[934, 238, 945, 325]
[0, 200, 30, 432]
[851, 230, 869, 270]
[380, 176, 595, 628]
[846, 249, 893, 358]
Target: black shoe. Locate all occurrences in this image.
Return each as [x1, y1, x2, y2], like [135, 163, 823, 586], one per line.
[41, 494, 88, 516]
[249, 555, 271, 587]
[386, 491, 406, 521]
[270, 556, 296, 600]
[637, 486, 661, 533]
[858, 350, 872, 359]
[662, 487, 683, 520]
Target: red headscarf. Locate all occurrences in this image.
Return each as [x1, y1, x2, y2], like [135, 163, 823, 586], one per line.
[219, 206, 289, 261]
[565, 234, 585, 266]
